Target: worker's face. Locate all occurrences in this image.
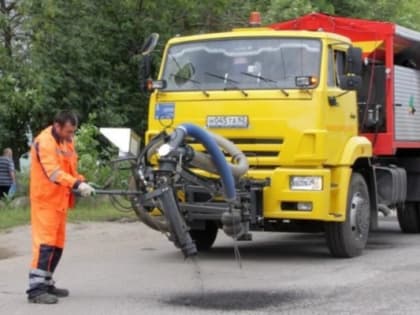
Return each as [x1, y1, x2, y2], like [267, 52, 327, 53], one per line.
[54, 122, 77, 142]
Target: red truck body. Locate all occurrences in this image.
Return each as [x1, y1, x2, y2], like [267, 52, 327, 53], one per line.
[271, 13, 420, 156]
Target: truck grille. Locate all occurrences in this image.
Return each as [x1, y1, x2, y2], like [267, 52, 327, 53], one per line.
[187, 137, 283, 166]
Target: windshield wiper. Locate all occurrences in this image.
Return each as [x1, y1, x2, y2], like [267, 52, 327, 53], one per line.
[240, 72, 289, 97]
[204, 72, 248, 97]
[170, 73, 210, 97]
[169, 55, 210, 97]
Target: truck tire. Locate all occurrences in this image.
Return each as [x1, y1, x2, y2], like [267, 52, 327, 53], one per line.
[397, 202, 420, 233]
[325, 172, 370, 258]
[190, 221, 218, 251]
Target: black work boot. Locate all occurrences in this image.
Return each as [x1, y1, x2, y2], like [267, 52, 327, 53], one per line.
[48, 285, 69, 298]
[28, 292, 59, 304]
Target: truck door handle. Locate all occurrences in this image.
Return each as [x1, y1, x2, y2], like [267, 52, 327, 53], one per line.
[328, 96, 338, 106]
[350, 113, 356, 119]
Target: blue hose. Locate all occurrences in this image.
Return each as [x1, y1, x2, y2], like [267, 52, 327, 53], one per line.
[176, 124, 236, 201]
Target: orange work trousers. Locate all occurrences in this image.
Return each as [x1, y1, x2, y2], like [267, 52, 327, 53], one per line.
[30, 204, 67, 271]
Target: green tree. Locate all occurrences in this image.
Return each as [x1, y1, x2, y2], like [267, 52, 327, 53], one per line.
[261, 0, 334, 23]
[0, 0, 39, 167]
[331, 0, 420, 29]
[24, 0, 267, 136]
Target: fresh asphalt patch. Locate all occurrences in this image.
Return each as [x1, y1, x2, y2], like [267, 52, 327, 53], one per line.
[163, 289, 305, 311]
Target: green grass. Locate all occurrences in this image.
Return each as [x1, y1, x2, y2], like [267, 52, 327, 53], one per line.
[0, 202, 136, 231]
[68, 203, 136, 222]
[0, 207, 31, 230]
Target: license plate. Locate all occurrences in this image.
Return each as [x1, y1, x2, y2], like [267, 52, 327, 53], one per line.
[206, 115, 249, 129]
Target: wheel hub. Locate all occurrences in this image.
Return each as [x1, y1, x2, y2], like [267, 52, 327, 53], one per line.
[350, 192, 369, 240]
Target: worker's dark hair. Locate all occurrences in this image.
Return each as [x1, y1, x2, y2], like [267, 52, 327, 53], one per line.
[53, 110, 78, 127]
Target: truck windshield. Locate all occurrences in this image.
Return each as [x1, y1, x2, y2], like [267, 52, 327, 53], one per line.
[161, 38, 321, 91]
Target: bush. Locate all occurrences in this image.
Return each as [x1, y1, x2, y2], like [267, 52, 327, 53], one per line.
[75, 120, 118, 186]
[16, 170, 29, 197]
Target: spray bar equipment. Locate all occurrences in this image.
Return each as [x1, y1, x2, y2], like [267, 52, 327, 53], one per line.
[99, 124, 268, 258]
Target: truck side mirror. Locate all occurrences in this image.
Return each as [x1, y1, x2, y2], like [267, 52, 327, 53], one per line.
[139, 33, 159, 92]
[339, 74, 362, 91]
[346, 47, 363, 75]
[141, 33, 159, 56]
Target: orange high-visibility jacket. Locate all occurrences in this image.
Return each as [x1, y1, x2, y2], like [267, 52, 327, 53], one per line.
[30, 126, 84, 211]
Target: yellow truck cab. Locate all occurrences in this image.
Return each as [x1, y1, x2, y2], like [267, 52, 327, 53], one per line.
[141, 13, 375, 258]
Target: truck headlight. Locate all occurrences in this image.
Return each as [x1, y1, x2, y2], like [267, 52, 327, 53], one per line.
[290, 176, 323, 191]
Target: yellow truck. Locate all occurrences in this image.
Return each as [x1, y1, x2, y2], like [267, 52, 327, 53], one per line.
[130, 12, 420, 258]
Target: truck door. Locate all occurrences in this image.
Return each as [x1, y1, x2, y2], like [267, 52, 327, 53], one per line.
[325, 48, 358, 164]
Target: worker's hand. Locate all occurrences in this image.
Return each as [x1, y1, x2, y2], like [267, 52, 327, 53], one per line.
[77, 182, 96, 197]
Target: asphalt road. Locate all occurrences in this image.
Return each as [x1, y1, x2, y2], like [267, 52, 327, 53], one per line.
[1, 216, 420, 315]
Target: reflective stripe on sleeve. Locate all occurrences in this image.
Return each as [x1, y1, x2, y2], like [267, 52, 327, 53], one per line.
[49, 168, 61, 182]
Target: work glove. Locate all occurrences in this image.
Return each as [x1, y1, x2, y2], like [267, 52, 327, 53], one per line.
[77, 182, 96, 197]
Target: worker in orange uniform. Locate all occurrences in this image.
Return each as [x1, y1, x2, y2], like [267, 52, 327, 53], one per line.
[26, 111, 95, 304]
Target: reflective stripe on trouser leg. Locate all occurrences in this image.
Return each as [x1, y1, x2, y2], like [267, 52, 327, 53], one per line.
[28, 268, 52, 289]
[28, 244, 55, 292]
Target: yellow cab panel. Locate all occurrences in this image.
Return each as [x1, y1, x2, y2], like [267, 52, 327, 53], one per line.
[146, 29, 364, 222]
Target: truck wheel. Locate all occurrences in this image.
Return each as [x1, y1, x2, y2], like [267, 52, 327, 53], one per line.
[397, 202, 420, 233]
[190, 221, 218, 251]
[325, 173, 370, 258]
